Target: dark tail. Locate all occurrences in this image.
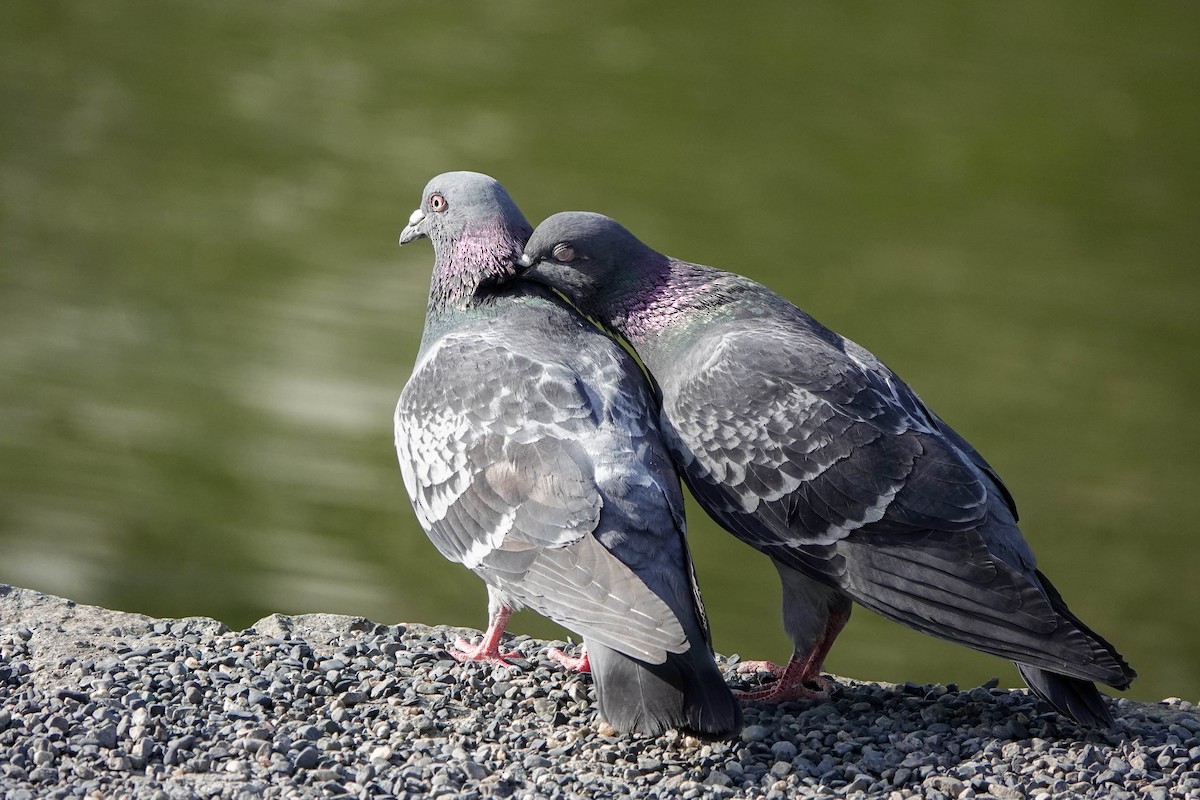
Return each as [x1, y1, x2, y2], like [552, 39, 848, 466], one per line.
[1017, 664, 1113, 728]
[1014, 570, 1137, 728]
[1034, 570, 1137, 688]
[587, 639, 742, 738]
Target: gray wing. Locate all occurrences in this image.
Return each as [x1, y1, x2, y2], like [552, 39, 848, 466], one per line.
[664, 319, 1112, 675]
[927, 408, 1019, 521]
[665, 320, 989, 546]
[396, 328, 687, 663]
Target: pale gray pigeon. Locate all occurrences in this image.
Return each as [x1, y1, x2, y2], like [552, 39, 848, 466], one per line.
[515, 210, 1136, 727]
[393, 175, 741, 736]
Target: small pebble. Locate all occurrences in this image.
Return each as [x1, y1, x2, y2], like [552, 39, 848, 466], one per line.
[741, 724, 771, 743]
[770, 740, 797, 761]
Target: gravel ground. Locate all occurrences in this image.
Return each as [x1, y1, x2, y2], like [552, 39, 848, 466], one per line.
[2, 584, 1197, 800]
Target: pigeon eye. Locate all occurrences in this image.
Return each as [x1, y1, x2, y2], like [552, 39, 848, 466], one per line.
[429, 193, 448, 213]
[552, 243, 575, 262]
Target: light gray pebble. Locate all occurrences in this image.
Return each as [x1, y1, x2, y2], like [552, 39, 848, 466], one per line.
[704, 770, 734, 787]
[770, 740, 797, 761]
[988, 783, 1025, 800]
[741, 724, 771, 742]
[93, 723, 118, 749]
[926, 775, 967, 797]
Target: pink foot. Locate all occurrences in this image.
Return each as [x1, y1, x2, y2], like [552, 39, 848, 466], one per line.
[737, 674, 828, 703]
[449, 636, 523, 665]
[547, 646, 590, 673]
[734, 671, 830, 695]
[448, 606, 522, 664]
[739, 598, 849, 702]
[735, 653, 831, 702]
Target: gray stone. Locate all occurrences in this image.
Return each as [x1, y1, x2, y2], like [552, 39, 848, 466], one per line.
[294, 747, 320, 769]
[741, 724, 771, 742]
[771, 740, 797, 761]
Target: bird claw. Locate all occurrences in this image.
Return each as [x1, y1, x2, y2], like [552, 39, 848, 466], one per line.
[736, 676, 829, 703]
[807, 673, 835, 693]
[546, 647, 591, 673]
[735, 656, 832, 702]
[449, 637, 523, 665]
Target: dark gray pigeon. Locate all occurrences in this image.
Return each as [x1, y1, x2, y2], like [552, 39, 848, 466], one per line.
[515, 210, 1136, 728]
[393, 174, 741, 737]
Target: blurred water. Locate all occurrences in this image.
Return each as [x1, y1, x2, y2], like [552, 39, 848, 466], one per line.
[2, 2, 1198, 703]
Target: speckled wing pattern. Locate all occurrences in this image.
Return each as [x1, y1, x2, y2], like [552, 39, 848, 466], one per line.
[395, 320, 689, 664]
[663, 318, 1098, 674]
[663, 319, 987, 540]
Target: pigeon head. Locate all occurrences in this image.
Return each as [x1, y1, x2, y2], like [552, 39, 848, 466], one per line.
[517, 211, 664, 317]
[400, 171, 529, 250]
[400, 171, 532, 310]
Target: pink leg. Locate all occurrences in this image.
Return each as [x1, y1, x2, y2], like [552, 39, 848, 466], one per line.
[736, 648, 828, 702]
[737, 604, 850, 702]
[450, 606, 524, 664]
[547, 644, 591, 673]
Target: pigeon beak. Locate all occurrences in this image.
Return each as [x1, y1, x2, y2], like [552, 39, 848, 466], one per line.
[515, 253, 551, 282]
[398, 208, 427, 246]
[514, 254, 560, 290]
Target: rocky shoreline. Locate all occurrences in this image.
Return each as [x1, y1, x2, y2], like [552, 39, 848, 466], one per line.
[1, 584, 1197, 799]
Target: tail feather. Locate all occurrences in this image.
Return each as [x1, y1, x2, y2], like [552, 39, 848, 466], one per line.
[1017, 664, 1113, 728]
[1033, 569, 1137, 690]
[1006, 570, 1136, 729]
[587, 639, 742, 737]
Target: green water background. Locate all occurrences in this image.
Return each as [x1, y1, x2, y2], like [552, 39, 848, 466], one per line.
[2, 3, 1198, 703]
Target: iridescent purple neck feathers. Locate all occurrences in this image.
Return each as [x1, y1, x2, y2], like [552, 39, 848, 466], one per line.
[427, 215, 532, 315]
[610, 260, 753, 345]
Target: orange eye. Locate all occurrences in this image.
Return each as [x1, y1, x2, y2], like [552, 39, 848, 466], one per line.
[429, 193, 448, 212]
[552, 243, 575, 262]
